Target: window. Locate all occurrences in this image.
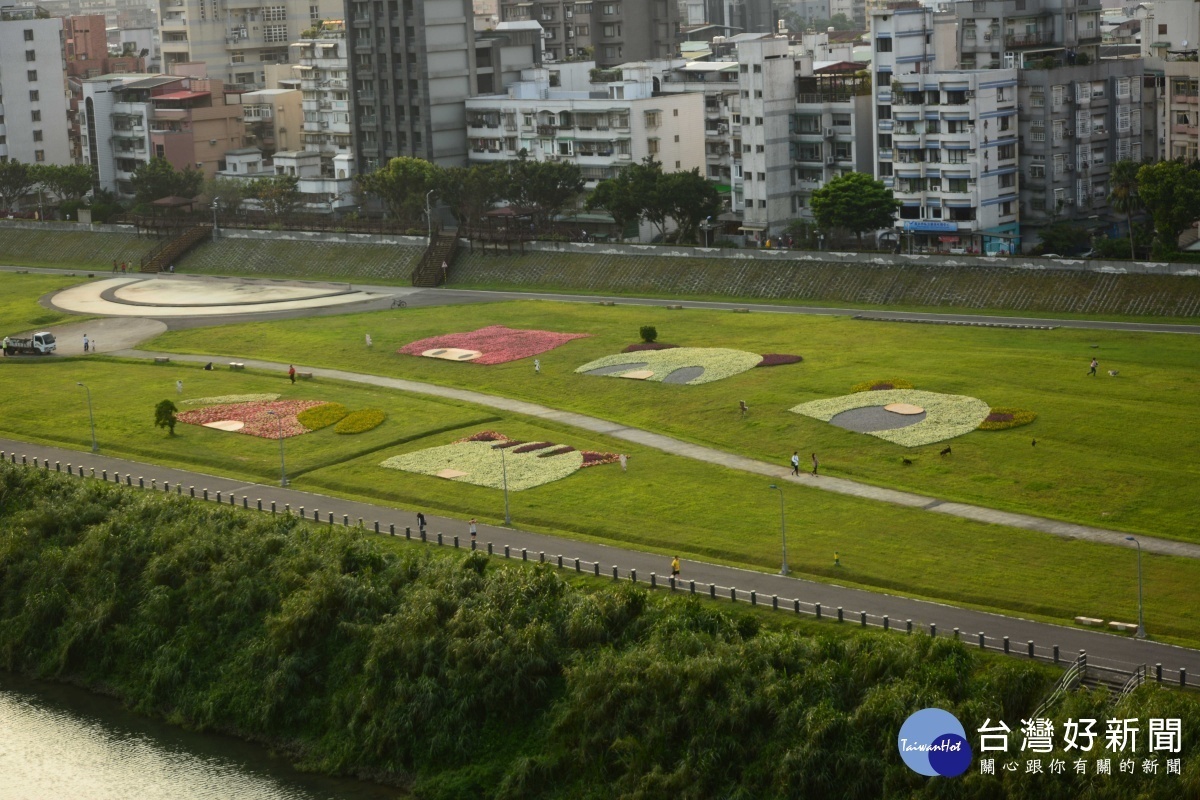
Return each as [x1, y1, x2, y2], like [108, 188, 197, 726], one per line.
[264, 24, 288, 42]
[35, 150, 45, 162]
[264, 5, 286, 20]
[1029, 164, 1045, 179]
[997, 144, 1015, 159]
[875, 37, 892, 52]
[31, 110, 40, 122]
[602, 3, 618, 14]
[999, 173, 1015, 188]
[1001, 201, 1013, 217]
[33, 130, 43, 141]
[1158, 23, 1167, 35]
[1052, 85, 1065, 106]
[1053, 119, 1065, 141]
[1117, 106, 1131, 133]
[673, 108, 678, 117]
[310, 4, 319, 20]
[27, 70, 37, 82]
[647, 138, 659, 154]
[29, 90, 39, 102]
[1117, 77, 1130, 98]
[757, 172, 765, 181]
[644, 110, 661, 128]
[25, 49, 36, 62]
[674, 134, 679, 142]
[603, 24, 620, 36]
[23, 29, 33, 41]
[756, 144, 764, 153]
[1053, 153, 1066, 175]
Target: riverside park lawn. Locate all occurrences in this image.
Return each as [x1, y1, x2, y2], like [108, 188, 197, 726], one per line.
[5, 358, 1200, 645]
[147, 298, 1200, 543]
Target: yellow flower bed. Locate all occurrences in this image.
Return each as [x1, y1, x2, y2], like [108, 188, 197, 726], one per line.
[335, 409, 386, 434]
[977, 407, 1038, 431]
[297, 402, 348, 430]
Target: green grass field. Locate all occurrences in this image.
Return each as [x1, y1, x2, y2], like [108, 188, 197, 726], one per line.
[0, 228, 155, 269]
[0, 272, 95, 332]
[148, 299, 1200, 543]
[3, 356, 1200, 645]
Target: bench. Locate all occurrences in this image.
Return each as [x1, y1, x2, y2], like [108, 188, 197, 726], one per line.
[229, 362, 245, 370]
[1074, 616, 1104, 627]
[297, 371, 313, 379]
[154, 356, 170, 363]
[733, 308, 750, 313]
[1108, 621, 1138, 633]
[667, 304, 684, 310]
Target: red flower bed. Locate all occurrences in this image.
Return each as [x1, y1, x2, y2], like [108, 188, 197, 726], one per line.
[622, 342, 680, 353]
[756, 354, 803, 367]
[986, 411, 1015, 423]
[177, 400, 324, 439]
[492, 440, 526, 449]
[513, 442, 556, 453]
[580, 450, 620, 467]
[458, 430, 507, 442]
[538, 446, 576, 458]
[400, 325, 590, 365]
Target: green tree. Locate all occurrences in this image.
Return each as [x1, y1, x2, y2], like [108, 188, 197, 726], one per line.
[355, 156, 439, 227]
[810, 172, 900, 244]
[1135, 160, 1200, 254]
[1107, 160, 1142, 260]
[32, 164, 95, 204]
[1035, 221, 1091, 255]
[436, 163, 506, 226]
[585, 167, 644, 241]
[205, 177, 250, 215]
[154, 399, 178, 435]
[629, 158, 669, 238]
[505, 153, 585, 225]
[130, 157, 203, 205]
[249, 174, 300, 218]
[0, 160, 37, 211]
[659, 168, 723, 244]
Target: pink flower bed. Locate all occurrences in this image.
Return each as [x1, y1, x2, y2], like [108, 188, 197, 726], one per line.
[756, 354, 803, 367]
[400, 325, 590, 365]
[177, 400, 324, 439]
[459, 430, 507, 442]
[513, 442, 555, 453]
[538, 446, 576, 458]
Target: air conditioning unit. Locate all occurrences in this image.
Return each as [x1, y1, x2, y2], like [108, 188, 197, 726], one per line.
[1066, 130, 1074, 137]
[1160, 136, 1166, 144]
[1065, 163, 1073, 171]
[824, 127, 834, 137]
[825, 156, 835, 164]
[965, 90, 975, 98]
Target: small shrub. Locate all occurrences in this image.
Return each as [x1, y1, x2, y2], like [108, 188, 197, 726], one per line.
[297, 402, 348, 430]
[154, 399, 178, 435]
[334, 408, 386, 434]
[851, 378, 914, 393]
[978, 407, 1037, 431]
[639, 326, 658, 343]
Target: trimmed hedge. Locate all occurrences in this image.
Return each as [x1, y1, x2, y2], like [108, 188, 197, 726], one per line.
[334, 408, 386, 434]
[297, 402, 349, 430]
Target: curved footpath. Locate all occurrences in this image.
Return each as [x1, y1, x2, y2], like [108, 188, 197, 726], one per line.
[115, 348, 1200, 562]
[2, 435, 1198, 684]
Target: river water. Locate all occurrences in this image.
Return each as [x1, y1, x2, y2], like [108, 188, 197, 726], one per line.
[0, 673, 407, 800]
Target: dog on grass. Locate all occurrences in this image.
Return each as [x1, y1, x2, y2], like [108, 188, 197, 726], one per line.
[1108, 370, 1119, 377]
[939, 446, 952, 457]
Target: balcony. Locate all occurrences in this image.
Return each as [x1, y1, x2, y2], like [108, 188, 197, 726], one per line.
[1005, 31, 1054, 47]
[151, 108, 187, 122]
[536, 125, 557, 136]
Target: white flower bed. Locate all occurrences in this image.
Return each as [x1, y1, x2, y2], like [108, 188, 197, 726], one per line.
[381, 440, 585, 491]
[576, 347, 763, 385]
[790, 390, 990, 447]
[181, 393, 280, 406]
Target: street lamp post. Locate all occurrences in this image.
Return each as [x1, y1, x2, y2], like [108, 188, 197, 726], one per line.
[267, 411, 288, 486]
[500, 445, 511, 525]
[76, 382, 98, 452]
[768, 484, 789, 576]
[703, 215, 713, 247]
[211, 201, 219, 241]
[425, 189, 435, 246]
[1125, 536, 1145, 638]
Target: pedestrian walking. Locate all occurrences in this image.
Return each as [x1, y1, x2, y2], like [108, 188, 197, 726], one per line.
[365, 333, 373, 348]
[671, 556, 681, 579]
[1088, 357, 1098, 377]
[416, 511, 426, 532]
[534, 358, 541, 374]
[811, 452, 819, 476]
[790, 451, 800, 476]
[83, 334, 89, 353]
[112, 259, 119, 274]
[469, 518, 478, 541]
[176, 379, 183, 395]
[619, 453, 627, 472]
[288, 365, 296, 384]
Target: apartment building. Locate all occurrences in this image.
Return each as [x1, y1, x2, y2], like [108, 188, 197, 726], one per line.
[497, 0, 680, 67]
[346, 0, 541, 171]
[872, 5, 1020, 253]
[954, 0, 1103, 71]
[218, 147, 355, 210]
[1143, 1, 1198, 163]
[81, 74, 245, 196]
[288, 22, 351, 164]
[738, 35, 872, 236]
[659, 59, 742, 208]
[158, 0, 342, 89]
[463, 61, 704, 188]
[238, 87, 301, 156]
[0, 5, 72, 166]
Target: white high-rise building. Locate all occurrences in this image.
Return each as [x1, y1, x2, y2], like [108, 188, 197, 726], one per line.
[0, 5, 72, 167]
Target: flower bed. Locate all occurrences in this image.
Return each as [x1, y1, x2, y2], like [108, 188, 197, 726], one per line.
[791, 390, 990, 447]
[297, 402, 348, 431]
[399, 325, 590, 365]
[577, 347, 764, 385]
[851, 379, 915, 393]
[622, 342, 680, 353]
[756, 354, 803, 367]
[382, 431, 619, 489]
[177, 400, 324, 439]
[977, 407, 1038, 431]
[180, 393, 280, 406]
[335, 409, 386, 434]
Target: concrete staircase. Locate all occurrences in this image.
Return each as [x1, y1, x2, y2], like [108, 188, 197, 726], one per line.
[410, 230, 459, 287]
[139, 224, 212, 273]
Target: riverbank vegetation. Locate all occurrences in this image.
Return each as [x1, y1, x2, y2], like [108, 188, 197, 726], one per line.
[1, 464, 1197, 799]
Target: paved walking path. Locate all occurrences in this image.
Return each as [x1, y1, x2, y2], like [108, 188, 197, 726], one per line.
[3, 437, 1198, 683]
[113, 347, 1200, 562]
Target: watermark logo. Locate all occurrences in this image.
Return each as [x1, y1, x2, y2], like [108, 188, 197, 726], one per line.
[898, 708, 973, 778]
